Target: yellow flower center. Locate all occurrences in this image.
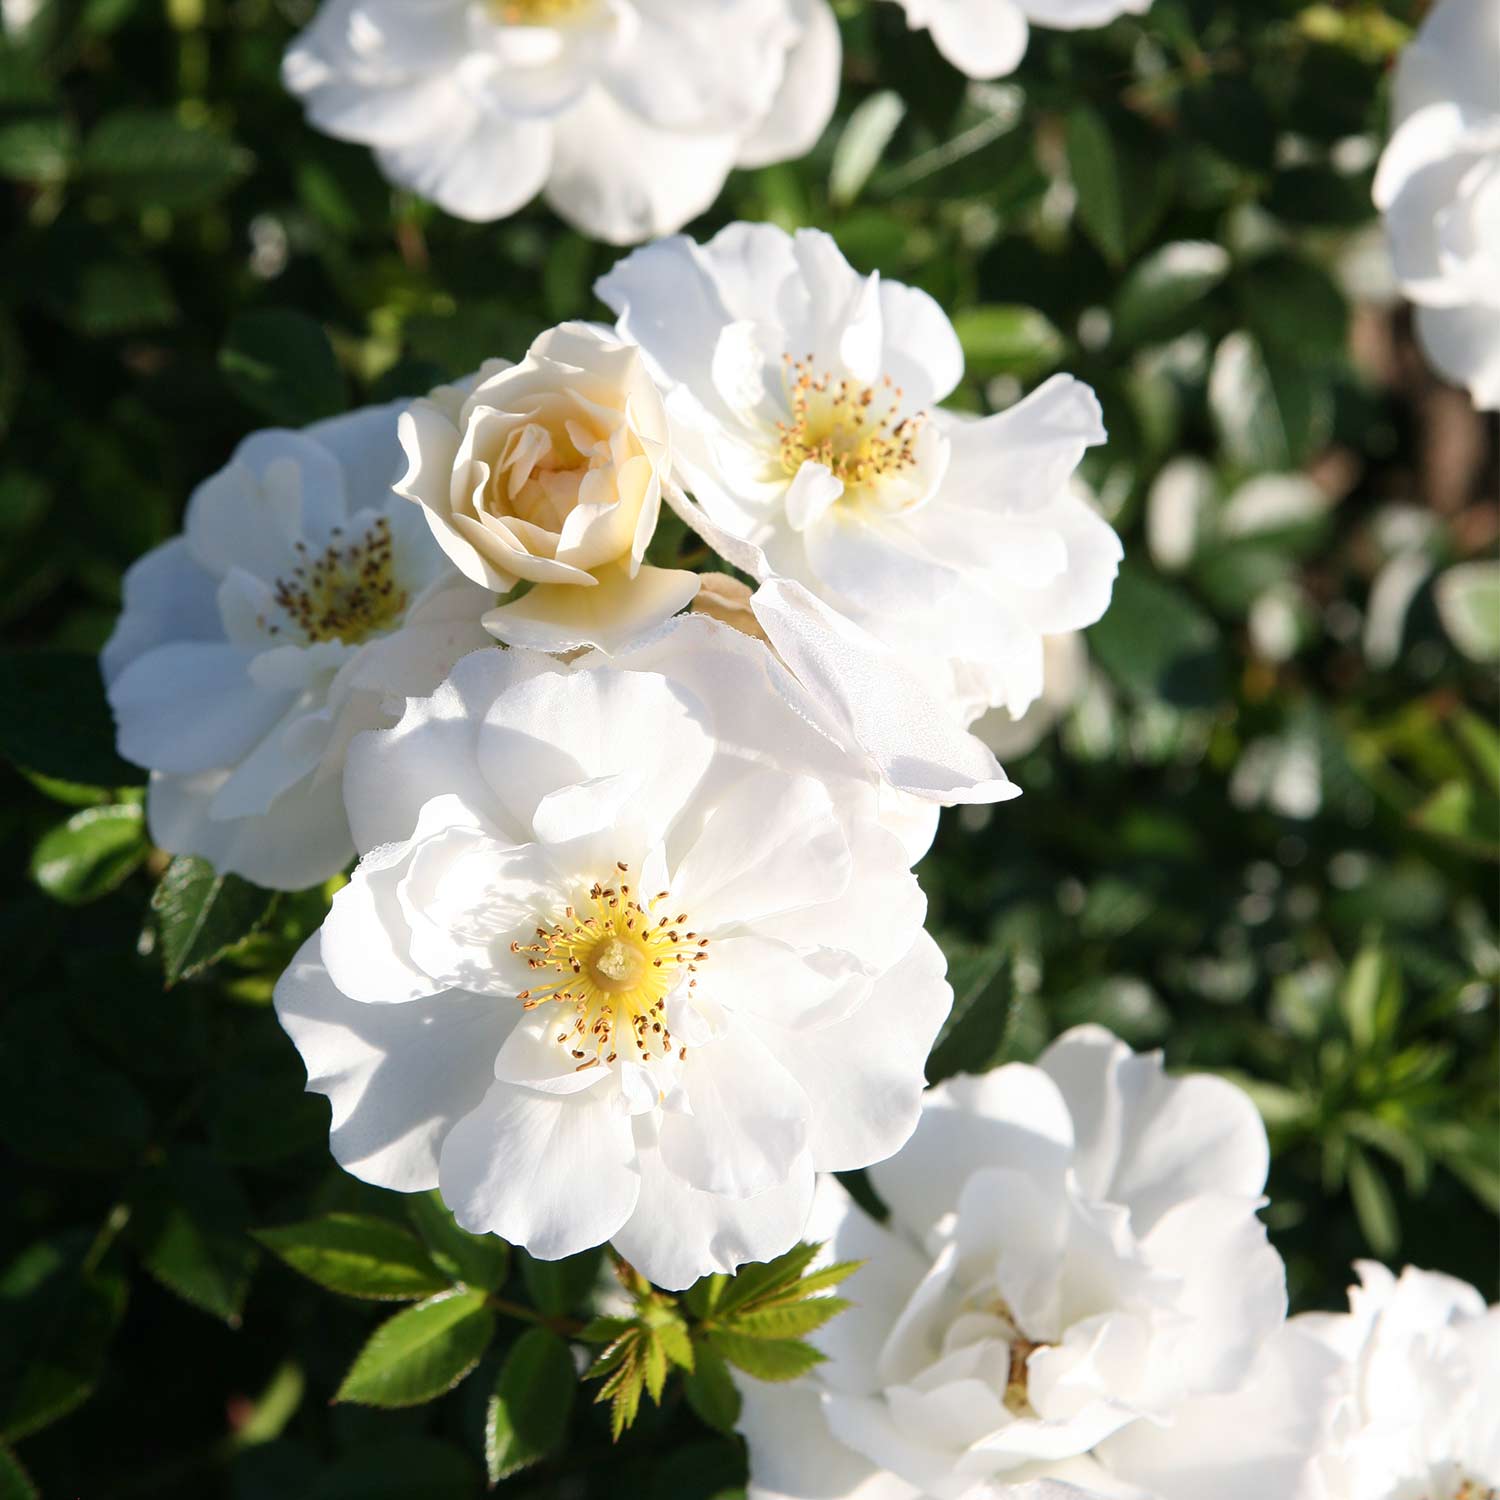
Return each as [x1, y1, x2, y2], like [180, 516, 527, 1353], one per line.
[1448, 1481, 1497, 1500]
[270, 517, 407, 645]
[513, 864, 709, 1072]
[777, 354, 926, 494]
[489, 0, 589, 22]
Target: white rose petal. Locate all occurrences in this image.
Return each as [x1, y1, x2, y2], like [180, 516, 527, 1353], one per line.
[1374, 0, 1500, 409]
[597, 223, 1121, 804]
[274, 618, 952, 1289]
[102, 403, 493, 890]
[282, 0, 841, 241]
[737, 1028, 1332, 1500]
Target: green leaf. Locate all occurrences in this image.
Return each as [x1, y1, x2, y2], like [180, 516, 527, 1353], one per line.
[335, 1290, 495, 1408]
[1066, 106, 1171, 265]
[951, 305, 1064, 379]
[406, 1192, 511, 1293]
[306, 1438, 481, 1500]
[254, 1215, 450, 1302]
[0, 1256, 127, 1443]
[830, 90, 906, 208]
[1111, 241, 1230, 348]
[486, 1327, 577, 1483]
[0, 1444, 38, 1500]
[1236, 254, 1348, 362]
[29, 803, 146, 905]
[220, 309, 349, 426]
[134, 1148, 259, 1326]
[1208, 331, 1330, 470]
[1435, 562, 1500, 664]
[151, 855, 276, 987]
[712, 1243, 820, 1319]
[80, 109, 251, 209]
[723, 1298, 851, 1340]
[1089, 564, 1227, 709]
[517, 1246, 601, 1318]
[682, 1339, 741, 1435]
[0, 111, 72, 184]
[708, 1332, 824, 1383]
[1346, 1145, 1400, 1257]
[927, 939, 1013, 1083]
[0, 652, 138, 786]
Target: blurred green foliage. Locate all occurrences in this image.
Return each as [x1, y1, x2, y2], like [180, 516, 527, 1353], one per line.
[1, 0, 1495, 1496]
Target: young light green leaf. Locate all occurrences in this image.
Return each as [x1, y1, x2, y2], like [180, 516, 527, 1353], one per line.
[406, 1191, 511, 1292]
[254, 1215, 451, 1302]
[723, 1298, 851, 1341]
[335, 1289, 495, 1408]
[29, 803, 146, 906]
[709, 1331, 825, 1383]
[151, 855, 276, 987]
[486, 1328, 576, 1484]
[711, 1242, 819, 1319]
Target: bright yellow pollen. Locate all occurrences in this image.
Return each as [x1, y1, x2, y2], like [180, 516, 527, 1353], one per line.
[512, 865, 709, 1072]
[269, 517, 406, 645]
[777, 354, 926, 494]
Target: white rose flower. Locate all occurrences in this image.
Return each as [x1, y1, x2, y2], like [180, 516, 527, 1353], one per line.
[396, 322, 698, 655]
[1294, 1263, 1500, 1500]
[971, 631, 1088, 763]
[1373, 0, 1500, 410]
[272, 616, 951, 1289]
[736, 1027, 1338, 1500]
[597, 223, 1121, 805]
[282, 0, 840, 244]
[885, 0, 1153, 81]
[101, 405, 492, 891]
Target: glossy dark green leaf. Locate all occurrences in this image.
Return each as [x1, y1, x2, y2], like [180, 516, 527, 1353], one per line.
[951, 305, 1064, 379]
[80, 109, 251, 209]
[255, 1215, 450, 1302]
[517, 1246, 602, 1318]
[220, 309, 348, 426]
[335, 1291, 495, 1408]
[406, 1192, 511, 1293]
[926, 939, 1013, 1084]
[151, 856, 276, 987]
[29, 803, 146, 905]
[485, 1328, 576, 1483]
[1111, 241, 1230, 348]
[1089, 564, 1227, 709]
[681, 1339, 741, 1435]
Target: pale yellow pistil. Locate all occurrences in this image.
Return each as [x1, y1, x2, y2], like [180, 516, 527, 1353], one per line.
[777, 354, 926, 491]
[489, 0, 587, 22]
[513, 864, 709, 1072]
[269, 516, 406, 645]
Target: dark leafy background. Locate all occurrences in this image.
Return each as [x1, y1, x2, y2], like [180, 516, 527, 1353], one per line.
[1, 0, 1496, 1495]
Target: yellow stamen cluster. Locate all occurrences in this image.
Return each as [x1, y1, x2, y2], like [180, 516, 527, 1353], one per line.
[512, 863, 709, 1072]
[489, 0, 588, 22]
[270, 517, 406, 645]
[777, 354, 926, 491]
[989, 1297, 1046, 1416]
[1448, 1482, 1497, 1500]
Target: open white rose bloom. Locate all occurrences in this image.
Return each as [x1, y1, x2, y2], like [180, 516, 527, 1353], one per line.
[396, 322, 699, 654]
[282, 0, 839, 243]
[737, 1027, 1339, 1500]
[1293, 1263, 1500, 1500]
[887, 0, 1153, 80]
[1373, 0, 1500, 410]
[273, 618, 951, 1289]
[598, 224, 1121, 807]
[102, 405, 492, 890]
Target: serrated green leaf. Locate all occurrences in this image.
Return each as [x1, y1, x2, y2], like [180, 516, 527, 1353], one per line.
[712, 1243, 820, 1319]
[722, 1298, 851, 1341]
[134, 1148, 258, 1326]
[642, 1329, 668, 1403]
[709, 1332, 824, 1383]
[783, 1260, 863, 1299]
[0, 652, 138, 787]
[578, 1315, 633, 1345]
[682, 1339, 741, 1435]
[29, 803, 145, 905]
[254, 1215, 450, 1302]
[220, 309, 348, 426]
[80, 109, 251, 209]
[655, 1314, 694, 1372]
[405, 1192, 510, 1293]
[151, 856, 276, 987]
[486, 1327, 576, 1484]
[335, 1290, 494, 1408]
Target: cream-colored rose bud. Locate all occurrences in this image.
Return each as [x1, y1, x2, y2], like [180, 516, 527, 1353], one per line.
[396, 322, 698, 653]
